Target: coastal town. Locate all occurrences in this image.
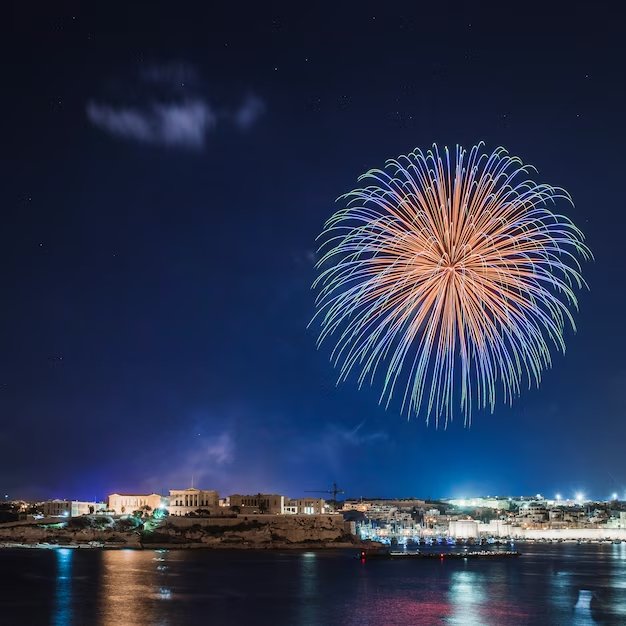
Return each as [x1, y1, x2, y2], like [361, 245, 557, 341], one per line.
[2, 488, 626, 548]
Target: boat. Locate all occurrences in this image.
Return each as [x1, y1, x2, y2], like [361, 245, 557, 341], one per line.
[359, 549, 521, 561]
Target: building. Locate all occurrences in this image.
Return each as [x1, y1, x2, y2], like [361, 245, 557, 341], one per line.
[283, 499, 299, 514]
[168, 488, 220, 516]
[517, 503, 548, 524]
[448, 498, 511, 511]
[343, 498, 426, 513]
[42, 500, 106, 518]
[343, 500, 371, 513]
[606, 512, 626, 529]
[296, 498, 326, 515]
[108, 493, 164, 515]
[449, 520, 479, 538]
[229, 494, 286, 515]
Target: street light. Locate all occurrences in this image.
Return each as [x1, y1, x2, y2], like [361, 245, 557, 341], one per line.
[612, 493, 618, 501]
[556, 494, 561, 501]
[575, 492, 584, 503]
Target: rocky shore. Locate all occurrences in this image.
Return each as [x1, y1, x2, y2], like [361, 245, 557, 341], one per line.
[0, 515, 380, 551]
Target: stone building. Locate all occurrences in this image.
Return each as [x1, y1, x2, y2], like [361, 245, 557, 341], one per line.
[516, 503, 548, 523]
[108, 493, 164, 515]
[227, 495, 327, 515]
[42, 500, 106, 517]
[296, 498, 327, 515]
[168, 488, 220, 516]
[283, 499, 299, 514]
[229, 494, 286, 515]
[449, 519, 479, 538]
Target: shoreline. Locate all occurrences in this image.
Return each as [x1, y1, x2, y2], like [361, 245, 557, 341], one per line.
[0, 541, 375, 551]
[0, 514, 378, 551]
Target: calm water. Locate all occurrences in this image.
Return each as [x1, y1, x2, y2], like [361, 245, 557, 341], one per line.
[1, 544, 626, 625]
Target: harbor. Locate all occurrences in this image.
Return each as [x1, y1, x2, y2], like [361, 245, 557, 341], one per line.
[359, 548, 522, 560]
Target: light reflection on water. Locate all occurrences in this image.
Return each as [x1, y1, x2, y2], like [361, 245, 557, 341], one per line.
[53, 548, 73, 626]
[448, 569, 486, 625]
[2, 544, 626, 625]
[96, 550, 159, 626]
[298, 552, 319, 625]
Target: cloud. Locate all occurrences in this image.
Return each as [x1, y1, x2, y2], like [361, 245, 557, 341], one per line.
[291, 420, 388, 479]
[87, 64, 264, 149]
[336, 421, 389, 446]
[86, 99, 216, 148]
[233, 94, 265, 130]
[203, 432, 234, 466]
[141, 430, 235, 492]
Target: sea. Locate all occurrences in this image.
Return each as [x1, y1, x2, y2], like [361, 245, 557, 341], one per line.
[0, 543, 625, 625]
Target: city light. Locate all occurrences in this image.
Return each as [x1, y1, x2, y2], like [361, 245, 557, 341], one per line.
[556, 494, 561, 501]
[575, 493, 584, 503]
[612, 493, 618, 501]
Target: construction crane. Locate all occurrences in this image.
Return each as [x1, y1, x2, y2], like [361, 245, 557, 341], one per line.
[305, 483, 345, 510]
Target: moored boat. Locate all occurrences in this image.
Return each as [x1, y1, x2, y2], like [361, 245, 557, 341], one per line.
[359, 549, 521, 561]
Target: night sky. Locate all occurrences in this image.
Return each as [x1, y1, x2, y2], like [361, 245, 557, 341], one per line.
[2, 2, 624, 502]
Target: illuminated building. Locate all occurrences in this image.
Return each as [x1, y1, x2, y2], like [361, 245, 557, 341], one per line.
[168, 488, 219, 516]
[282, 499, 298, 514]
[342, 501, 371, 513]
[449, 520, 479, 538]
[229, 494, 287, 515]
[296, 498, 327, 515]
[107, 493, 164, 515]
[447, 498, 511, 511]
[516, 503, 548, 523]
[42, 499, 106, 517]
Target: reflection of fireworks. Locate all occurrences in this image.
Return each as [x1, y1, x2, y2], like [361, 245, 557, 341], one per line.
[312, 144, 591, 427]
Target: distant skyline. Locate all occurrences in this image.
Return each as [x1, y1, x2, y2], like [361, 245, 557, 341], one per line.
[1, 3, 624, 501]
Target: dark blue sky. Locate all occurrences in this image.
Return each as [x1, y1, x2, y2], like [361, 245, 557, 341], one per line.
[1, 2, 624, 502]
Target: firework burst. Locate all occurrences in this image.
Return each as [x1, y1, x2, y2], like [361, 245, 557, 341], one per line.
[312, 143, 591, 427]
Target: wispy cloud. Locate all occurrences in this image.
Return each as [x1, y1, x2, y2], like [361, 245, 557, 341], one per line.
[141, 430, 235, 492]
[87, 63, 264, 149]
[337, 420, 389, 446]
[304, 421, 388, 476]
[233, 94, 265, 130]
[203, 432, 234, 466]
[86, 100, 216, 148]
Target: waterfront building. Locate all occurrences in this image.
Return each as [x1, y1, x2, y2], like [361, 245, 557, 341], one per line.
[449, 520, 479, 538]
[224, 494, 328, 515]
[296, 498, 326, 515]
[107, 493, 164, 515]
[42, 500, 106, 518]
[229, 494, 287, 514]
[517, 503, 548, 523]
[168, 488, 220, 516]
[606, 512, 626, 529]
[283, 499, 299, 514]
